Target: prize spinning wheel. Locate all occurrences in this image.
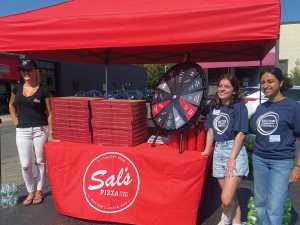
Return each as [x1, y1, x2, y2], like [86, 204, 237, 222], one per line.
[151, 62, 207, 133]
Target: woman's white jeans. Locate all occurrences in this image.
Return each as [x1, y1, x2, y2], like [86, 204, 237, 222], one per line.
[16, 126, 48, 193]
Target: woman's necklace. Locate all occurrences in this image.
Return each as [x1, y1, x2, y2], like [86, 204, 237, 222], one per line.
[23, 84, 39, 97]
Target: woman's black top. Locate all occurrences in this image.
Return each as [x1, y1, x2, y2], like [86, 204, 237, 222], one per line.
[13, 84, 49, 128]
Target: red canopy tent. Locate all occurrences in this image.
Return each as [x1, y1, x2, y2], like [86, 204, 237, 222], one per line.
[0, 0, 280, 64]
[0, 2, 281, 224]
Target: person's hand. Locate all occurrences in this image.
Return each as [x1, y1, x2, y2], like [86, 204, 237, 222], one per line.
[201, 150, 211, 156]
[201, 146, 213, 156]
[225, 158, 236, 177]
[289, 166, 300, 183]
[48, 134, 54, 141]
[12, 119, 18, 126]
[48, 133, 60, 142]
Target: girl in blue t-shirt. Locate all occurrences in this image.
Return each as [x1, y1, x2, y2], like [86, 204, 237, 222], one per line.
[203, 73, 249, 225]
[251, 67, 300, 225]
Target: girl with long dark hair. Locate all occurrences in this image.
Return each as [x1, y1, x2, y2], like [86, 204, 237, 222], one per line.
[251, 66, 300, 225]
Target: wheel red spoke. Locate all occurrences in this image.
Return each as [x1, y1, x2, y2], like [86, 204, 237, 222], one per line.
[151, 100, 171, 117]
[151, 62, 207, 132]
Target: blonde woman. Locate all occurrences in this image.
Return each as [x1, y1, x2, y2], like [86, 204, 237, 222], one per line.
[9, 59, 53, 206]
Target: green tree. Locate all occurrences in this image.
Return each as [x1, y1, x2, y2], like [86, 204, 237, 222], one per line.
[289, 58, 300, 85]
[141, 64, 174, 88]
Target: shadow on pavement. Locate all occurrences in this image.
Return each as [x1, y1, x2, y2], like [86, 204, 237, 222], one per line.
[292, 207, 298, 225]
[197, 176, 221, 224]
[197, 175, 253, 225]
[1, 173, 299, 225]
[290, 182, 299, 225]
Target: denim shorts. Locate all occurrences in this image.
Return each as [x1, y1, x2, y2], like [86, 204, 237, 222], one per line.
[213, 140, 249, 178]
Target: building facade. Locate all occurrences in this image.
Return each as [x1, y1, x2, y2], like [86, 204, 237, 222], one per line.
[0, 54, 147, 114]
[279, 21, 300, 74]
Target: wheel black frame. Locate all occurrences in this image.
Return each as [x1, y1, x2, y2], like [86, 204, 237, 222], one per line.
[151, 62, 208, 133]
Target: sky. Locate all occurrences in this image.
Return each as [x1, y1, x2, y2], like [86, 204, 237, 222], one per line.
[0, 0, 299, 22]
[281, 0, 300, 22]
[0, 0, 65, 16]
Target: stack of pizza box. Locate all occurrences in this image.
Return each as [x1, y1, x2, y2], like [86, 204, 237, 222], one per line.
[91, 99, 147, 146]
[51, 97, 95, 143]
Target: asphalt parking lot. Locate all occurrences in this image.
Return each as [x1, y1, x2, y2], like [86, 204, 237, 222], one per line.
[1, 116, 300, 225]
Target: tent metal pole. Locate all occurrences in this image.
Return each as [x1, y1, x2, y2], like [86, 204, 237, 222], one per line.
[259, 60, 262, 104]
[0, 121, 2, 186]
[104, 49, 111, 99]
[105, 64, 108, 98]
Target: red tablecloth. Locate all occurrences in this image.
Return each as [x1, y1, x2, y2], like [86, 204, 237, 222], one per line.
[45, 141, 209, 225]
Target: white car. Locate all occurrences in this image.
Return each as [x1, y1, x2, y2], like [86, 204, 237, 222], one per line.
[242, 86, 300, 118]
[242, 87, 267, 118]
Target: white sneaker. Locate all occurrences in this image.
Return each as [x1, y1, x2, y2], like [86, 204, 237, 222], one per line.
[217, 213, 232, 225]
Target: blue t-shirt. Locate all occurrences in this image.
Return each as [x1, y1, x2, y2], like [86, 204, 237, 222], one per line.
[205, 102, 249, 142]
[251, 98, 300, 160]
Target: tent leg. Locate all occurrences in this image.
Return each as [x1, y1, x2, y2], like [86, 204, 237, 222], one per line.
[105, 64, 108, 98]
[104, 48, 111, 99]
[179, 132, 183, 154]
[259, 60, 262, 104]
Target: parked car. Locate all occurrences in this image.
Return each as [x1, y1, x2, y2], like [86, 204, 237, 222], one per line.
[107, 89, 145, 100]
[0, 92, 9, 114]
[0, 83, 10, 115]
[143, 89, 154, 102]
[241, 86, 267, 118]
[285, 86, 300, 102]
[74, 89, 103, 97]
[126, 90, 144, 100]
[242, 86, 300, 118]
[113, 90, 130, 99]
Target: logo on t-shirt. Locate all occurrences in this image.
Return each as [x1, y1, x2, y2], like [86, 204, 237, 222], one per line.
[83, 152, 140, 214]
[213, 112, 230, 135]
[256, 111, 279, 136]
[33, 98, 41, 103]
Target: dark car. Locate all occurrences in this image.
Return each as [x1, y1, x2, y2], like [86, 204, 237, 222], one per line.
[0, 83, 10, 114]
[144, 89, 154, 102]
[126, 90, 144, 100]
[286, 86, 300, 103]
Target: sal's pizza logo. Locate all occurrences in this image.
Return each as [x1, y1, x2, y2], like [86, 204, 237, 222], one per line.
[83, 152, 140, 214]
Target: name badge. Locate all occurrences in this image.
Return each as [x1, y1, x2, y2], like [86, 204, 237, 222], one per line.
[269, 135, 280, 142]
[213, 109, 220, 115]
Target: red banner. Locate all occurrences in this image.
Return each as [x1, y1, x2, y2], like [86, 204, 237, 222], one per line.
[0, 56, 19, 80]
[45, 142, 209, 225]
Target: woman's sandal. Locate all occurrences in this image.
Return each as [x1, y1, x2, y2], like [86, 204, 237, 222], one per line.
[23, 192, 35, 206]
[32, 191, 44, 205]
